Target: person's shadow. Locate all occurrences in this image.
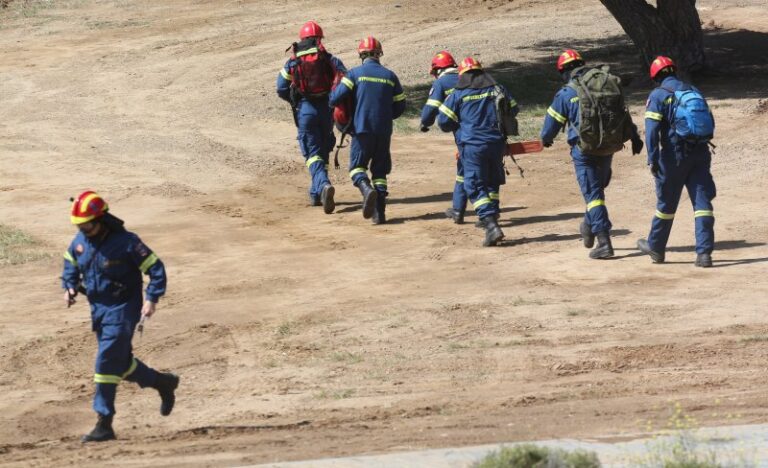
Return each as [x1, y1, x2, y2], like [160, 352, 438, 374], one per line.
[615, 240, 767, 267]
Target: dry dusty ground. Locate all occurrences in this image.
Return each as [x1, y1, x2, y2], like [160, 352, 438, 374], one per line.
[1, 0, 768, 466]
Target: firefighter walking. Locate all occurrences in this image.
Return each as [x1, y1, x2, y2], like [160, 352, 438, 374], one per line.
[276, 21, 347, 214]
[62, 191, 178, 442]
[437, 57, 517, 247]
[540, 49, 643, 259]
[329, 36, 406, 224]
[637, 56, 717, 267]
[418, 51, 467, 224]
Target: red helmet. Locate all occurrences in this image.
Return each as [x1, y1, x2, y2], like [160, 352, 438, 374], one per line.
[458, 57, 482, 75]
[430, 51, 457, 77]
[358, 36, 383, 56]
[299, 21, 323, 40]
[70, 190, 108, 225]
[556, 49, 583, 72]
[650, 56, 676, 79]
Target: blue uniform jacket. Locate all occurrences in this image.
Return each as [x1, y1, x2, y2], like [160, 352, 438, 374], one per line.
[644, 76, 713, 165]
[437, 83, 518, 146]
[62, 229, 166, 327]
[329, 58, 406, 135]
[420, 69, 459, 128]
[541, 84, 581, 148]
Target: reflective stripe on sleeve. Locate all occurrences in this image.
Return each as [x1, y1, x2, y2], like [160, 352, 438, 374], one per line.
[341, 76, 355, 90]
[645, 111, 663, 121]
[439, 104, 458, 122]
[426, 99, 442, 108]
[393, 93, 406, 102]
[63, 251, 77, 266]
[139, 253, 159, 274]
[547, 107, 567, 124]
[570, 97, 579, 103]
[280, 69, 292, 81]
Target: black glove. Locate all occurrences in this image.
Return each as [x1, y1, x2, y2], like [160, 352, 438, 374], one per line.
[543, 140, 553, 148]
[649, 162, 661, 178]
[631, 136, 644, 155]
[420, 125, 430, 133]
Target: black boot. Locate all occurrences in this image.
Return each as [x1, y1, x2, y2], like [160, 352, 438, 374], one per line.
[637, 238, 665, 263]
[481, 216, 504, 247]
[589, 231, 614, 259]
[695, 252, 713, 268]
[320, 184, 335, 214]
[81, 414, 115, 443]
[357, 180, 378, 219]
[475, 213, 499, 229]
[372, 196, 386, 225]
[445, 207, 465, 224]
[580, 221, 595, 249]
[155, 372, 179, 416]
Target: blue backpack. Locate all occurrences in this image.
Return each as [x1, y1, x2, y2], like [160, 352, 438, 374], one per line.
[663, 86, 715, 144]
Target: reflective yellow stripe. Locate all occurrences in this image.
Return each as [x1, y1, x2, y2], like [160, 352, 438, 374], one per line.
[462, 91, 492, 102]
[306, 155, 323, 168]
[664, 97, 674, 105]
[489, 192, 500, 200]
[63, 251, 77, 266]
[359, 76, 394, 86]
[655, 210, 675, 220]
[570, 97, 579, 103]
[547, 107, 567, 124]
[341, 76, 354, 90]
[295, 47, 318, 58]
[445, 88, 455, 95]
[94, 374, 122, 384]
[694, 210, 714, 218]
[587, 199, 605, 211]
[426, 99, 442, 108]
[455, 176, 464, 183]
[349, 167, 367, 179]
[122, 358, 137, 378]
[439, 104, 458, 122]
[280, 68, 292, 81]
[372, 178, 387, 187]
[139, 253, 158, 274]
[393, 93, 406, 102]
[508, 99, 518, 108]
[645, 111, 663, 121]
[473, 197, 491, 209]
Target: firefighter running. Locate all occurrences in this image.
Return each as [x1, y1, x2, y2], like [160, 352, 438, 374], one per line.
[62, 191, 179, 442]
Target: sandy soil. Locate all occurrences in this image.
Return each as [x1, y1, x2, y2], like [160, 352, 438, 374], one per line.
[1, 0, 767, 466]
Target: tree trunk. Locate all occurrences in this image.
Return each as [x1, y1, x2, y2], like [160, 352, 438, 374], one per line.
[600, 0, 706, 76]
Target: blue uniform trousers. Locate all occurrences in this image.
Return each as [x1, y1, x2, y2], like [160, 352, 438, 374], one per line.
[573, 150, 613, 234]
[461, 141, 505, 219]
[92, 298, 159, 416]
[349, 133, 392, 196]
[297, 98, 335, 200]
[453, 157, 469, 213]
[647, 149, 716, 254]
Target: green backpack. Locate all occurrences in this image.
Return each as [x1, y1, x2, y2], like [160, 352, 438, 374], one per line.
[567, 66, 633, 156]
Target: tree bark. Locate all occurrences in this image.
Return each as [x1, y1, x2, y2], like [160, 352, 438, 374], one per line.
[600, 0, 706, 76]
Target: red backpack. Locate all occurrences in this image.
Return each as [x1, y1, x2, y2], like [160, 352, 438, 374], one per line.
[290, 38, 335, 97]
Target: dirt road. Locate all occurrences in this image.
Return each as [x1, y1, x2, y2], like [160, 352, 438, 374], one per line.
[1, 0, 767, 465]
